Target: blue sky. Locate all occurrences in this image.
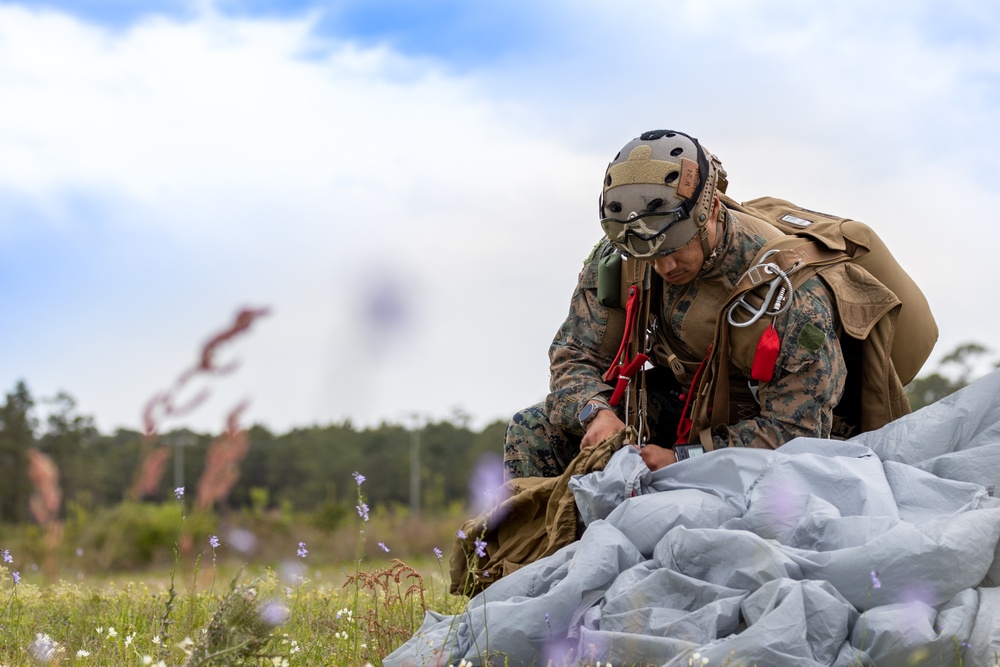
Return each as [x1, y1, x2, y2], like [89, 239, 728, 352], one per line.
[2, 0, 999, 435]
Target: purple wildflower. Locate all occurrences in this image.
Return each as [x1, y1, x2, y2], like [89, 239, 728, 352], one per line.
[457, 529, 467, 540]
[260, 601, 290, 627]
[870, 570, 882, 589]
[433, 547, 443, 560]
[2, 549, 11, 563]
[174, 487, 185, 499]
[209, 535, 220, 549]
[356, 502, 370, 522]
[12, 571, 20, 584]
[352, 471, 366, 486]
[297, 542, 308, 558]
[378, 542, 389, 553]
[474, 538, 487, 559]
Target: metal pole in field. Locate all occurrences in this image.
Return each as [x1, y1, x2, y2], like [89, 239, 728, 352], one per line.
[409, 414, 422, 514]
[164, 432, 196, 491]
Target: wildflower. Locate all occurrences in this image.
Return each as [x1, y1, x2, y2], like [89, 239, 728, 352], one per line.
[2, 549, 11, 563]
[474, 538, 487, 558]
[353, 471, 366, 486]
[378, 542, 390, 553]
[143, 657, 153, 665]
[433, 547, 443, 559]
[297, 542, 308, 558]
[152, 636, 161, 645]
[29, 633, 59, 663]
[870, 569, 882, 589]
[95, 628, 103, 635]
[260, 601, 290, 626]
[457, 529, 467, 540]
[106, 627, 117, 638]
[356, 502, 370, 521]
[76, 548, 83, 556]
[77, 649, 91, 657]
[209, 535, 220, 549]
[11, 571, 20, 584]
[125, 632, 135, 646]
[174, 487, 185, 499]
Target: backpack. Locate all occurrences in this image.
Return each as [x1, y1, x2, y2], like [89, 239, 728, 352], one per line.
[690, 195, 938, 443]
[722, 195, 937, 385]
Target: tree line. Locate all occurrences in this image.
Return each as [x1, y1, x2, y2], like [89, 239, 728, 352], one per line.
[0, 380, 506, 525]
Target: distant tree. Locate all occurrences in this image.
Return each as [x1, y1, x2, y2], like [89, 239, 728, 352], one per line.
[0, 381, 37, 523]
[37, 392, 99, 514]
[906, 342, 999, 410]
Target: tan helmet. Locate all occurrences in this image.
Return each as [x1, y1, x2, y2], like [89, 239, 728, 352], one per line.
[599, 130, 728, 260]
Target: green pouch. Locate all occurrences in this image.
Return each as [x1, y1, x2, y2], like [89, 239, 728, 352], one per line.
[597, 253, 622, 307]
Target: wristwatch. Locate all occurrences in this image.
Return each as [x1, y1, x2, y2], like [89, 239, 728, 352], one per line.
[578, 401, 609, 429]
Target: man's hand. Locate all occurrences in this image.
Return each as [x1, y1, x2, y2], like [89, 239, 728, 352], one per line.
[580, 409, 626, 450]
[640, 444, 677, 471]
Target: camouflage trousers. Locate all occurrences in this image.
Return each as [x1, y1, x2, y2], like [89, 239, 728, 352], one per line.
[504, 389, 684, 480]
[503, 402, 579, 480]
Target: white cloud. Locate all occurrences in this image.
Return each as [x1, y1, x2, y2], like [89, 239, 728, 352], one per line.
[0, 0, 998, 434]
[0, 4, 598, 432]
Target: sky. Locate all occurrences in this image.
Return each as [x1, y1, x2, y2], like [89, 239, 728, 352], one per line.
[1, 0, 999, 436]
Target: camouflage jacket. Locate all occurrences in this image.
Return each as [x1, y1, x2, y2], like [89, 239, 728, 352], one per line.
[545, 211, 847, 449]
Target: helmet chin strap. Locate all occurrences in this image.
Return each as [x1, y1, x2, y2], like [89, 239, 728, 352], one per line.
[696, 198, 723, 271]
[697, 222, 714, 271]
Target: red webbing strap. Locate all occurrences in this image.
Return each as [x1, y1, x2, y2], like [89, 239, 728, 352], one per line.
[675, 345, 712, 444]
[603, 283, 650, 407]
[604, 285, 640, 382]
[607, 352, 649, 407]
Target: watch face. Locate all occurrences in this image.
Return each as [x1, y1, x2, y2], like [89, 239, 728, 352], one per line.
[579, 403, 597, 423]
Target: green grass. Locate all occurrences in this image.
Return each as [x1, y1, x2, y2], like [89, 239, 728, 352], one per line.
[0, 557, 465, 665]
[0, 495, 472, 666]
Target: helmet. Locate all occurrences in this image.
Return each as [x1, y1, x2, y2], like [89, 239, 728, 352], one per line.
[599, 130, 727, 260]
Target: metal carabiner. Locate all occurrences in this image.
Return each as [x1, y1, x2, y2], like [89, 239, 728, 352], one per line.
[644, 318, 658, 354]
[728, 255, 795, 329]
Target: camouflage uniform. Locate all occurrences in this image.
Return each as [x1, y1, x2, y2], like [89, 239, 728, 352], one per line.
[504, 211, 847, 479]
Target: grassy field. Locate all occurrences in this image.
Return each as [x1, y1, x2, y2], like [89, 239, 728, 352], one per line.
[0, 557, 465, 666]
[0, 490, 473, 666]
